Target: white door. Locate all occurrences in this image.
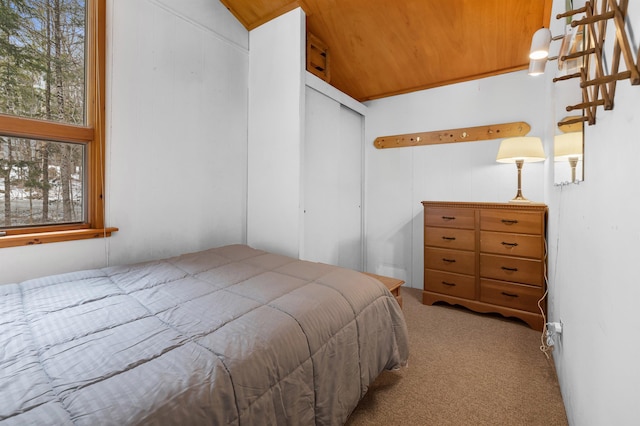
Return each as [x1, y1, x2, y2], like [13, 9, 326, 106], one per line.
[302, 87, 363, 270]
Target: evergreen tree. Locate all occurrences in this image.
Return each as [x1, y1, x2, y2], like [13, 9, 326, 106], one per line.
[1, 0, 85, 226]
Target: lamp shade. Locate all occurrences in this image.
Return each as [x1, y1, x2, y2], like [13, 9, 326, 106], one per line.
[554, 132, 583, 160]
[496, 137, 546, 163]
[529, 28, 552, 60]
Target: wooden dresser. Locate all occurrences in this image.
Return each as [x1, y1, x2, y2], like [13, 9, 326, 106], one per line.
[422, 201, 547, 331]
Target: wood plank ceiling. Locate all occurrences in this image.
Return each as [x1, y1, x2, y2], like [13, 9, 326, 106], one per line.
[220, 0, 553, 102]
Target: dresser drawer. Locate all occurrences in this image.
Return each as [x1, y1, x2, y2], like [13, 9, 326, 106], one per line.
[480, 254, 543, 286]
[425, 247, 475, 275]
[425, 227, 475, 250]
[480, 231, 542, 259]
[480, 279, 543, 313]
[425, 269, 476, 299]
[480, 210, 543, 234]
[425, 207, 475, 229]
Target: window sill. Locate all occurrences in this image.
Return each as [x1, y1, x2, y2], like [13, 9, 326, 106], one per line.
[0, 227, 118, 249]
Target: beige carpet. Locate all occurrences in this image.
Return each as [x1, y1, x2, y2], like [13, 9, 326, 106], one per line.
[346, 287, 568, 426]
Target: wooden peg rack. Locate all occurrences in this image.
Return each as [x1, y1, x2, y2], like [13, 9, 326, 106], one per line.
[373, 122, 530, 149]
[555, 0, 639, 128]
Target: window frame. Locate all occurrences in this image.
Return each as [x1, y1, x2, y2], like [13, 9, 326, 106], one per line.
[0, 0, 116, 248]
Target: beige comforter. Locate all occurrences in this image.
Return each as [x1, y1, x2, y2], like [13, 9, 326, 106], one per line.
[1, 244, 409, 425]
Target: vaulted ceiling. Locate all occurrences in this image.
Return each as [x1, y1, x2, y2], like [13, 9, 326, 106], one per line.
[220, 0, 553, 102]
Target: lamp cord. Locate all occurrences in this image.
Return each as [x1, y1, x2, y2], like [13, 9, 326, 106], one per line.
[539, 185, 564, 359]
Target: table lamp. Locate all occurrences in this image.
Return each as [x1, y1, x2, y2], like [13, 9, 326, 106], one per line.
[496, 137, 545, 203]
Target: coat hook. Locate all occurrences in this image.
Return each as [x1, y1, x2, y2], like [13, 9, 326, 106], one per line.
[373, 121, 529, 149]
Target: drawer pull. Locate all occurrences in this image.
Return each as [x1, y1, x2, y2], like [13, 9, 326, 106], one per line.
[441, 216, 456, 221]
[442, 236, 456, 241]
[501, 242, 519, 247]
[442, 281, 456, 287]
[501, 291, 519, 298]
[442, 258, 456, 263]
[501, 219, 519, 225]
[501, 266, 519, 272]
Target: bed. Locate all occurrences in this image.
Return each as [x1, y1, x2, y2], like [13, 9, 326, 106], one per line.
[0, 244, 409, 425]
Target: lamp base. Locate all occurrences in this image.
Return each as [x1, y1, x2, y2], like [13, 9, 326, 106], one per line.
[509, 160, 532, 203]
[509, 197, 533, 204]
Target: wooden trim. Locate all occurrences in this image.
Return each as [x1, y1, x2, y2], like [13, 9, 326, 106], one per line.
[2, 223, 90, 235]
[421, 201, 548, 212]
[87, 0, 107, 230]
[0, 227, 118, 248]
[0, 115, 93, 143]
[374, 122, 530, 149]
[360, 64, 529, 102]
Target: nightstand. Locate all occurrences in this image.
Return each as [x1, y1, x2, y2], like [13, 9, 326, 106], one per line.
[364, 273, 404, 308]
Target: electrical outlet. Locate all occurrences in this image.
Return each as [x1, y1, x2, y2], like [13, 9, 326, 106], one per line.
[548, 321, 563, 335]
[545, 320, 563, 347]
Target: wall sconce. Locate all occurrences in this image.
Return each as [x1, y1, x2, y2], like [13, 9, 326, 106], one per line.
[554, 132, 583, 183]
[496, 137, 546, 203]
[527, 26, 574, 76]
[528, 58, 547, 76]
[529, 28, 552, 60]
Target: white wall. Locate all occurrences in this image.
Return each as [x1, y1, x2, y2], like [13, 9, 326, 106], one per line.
[247, 9, 305, 258]
[0, 0, 249, 284]
[547, 1, 640, 424]
[363, 72, 549, 286]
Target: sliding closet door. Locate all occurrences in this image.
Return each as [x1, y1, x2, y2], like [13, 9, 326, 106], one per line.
[303, 87, 363, 270]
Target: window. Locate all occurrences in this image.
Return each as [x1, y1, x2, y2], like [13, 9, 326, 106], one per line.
[0, 0, 115, 248]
